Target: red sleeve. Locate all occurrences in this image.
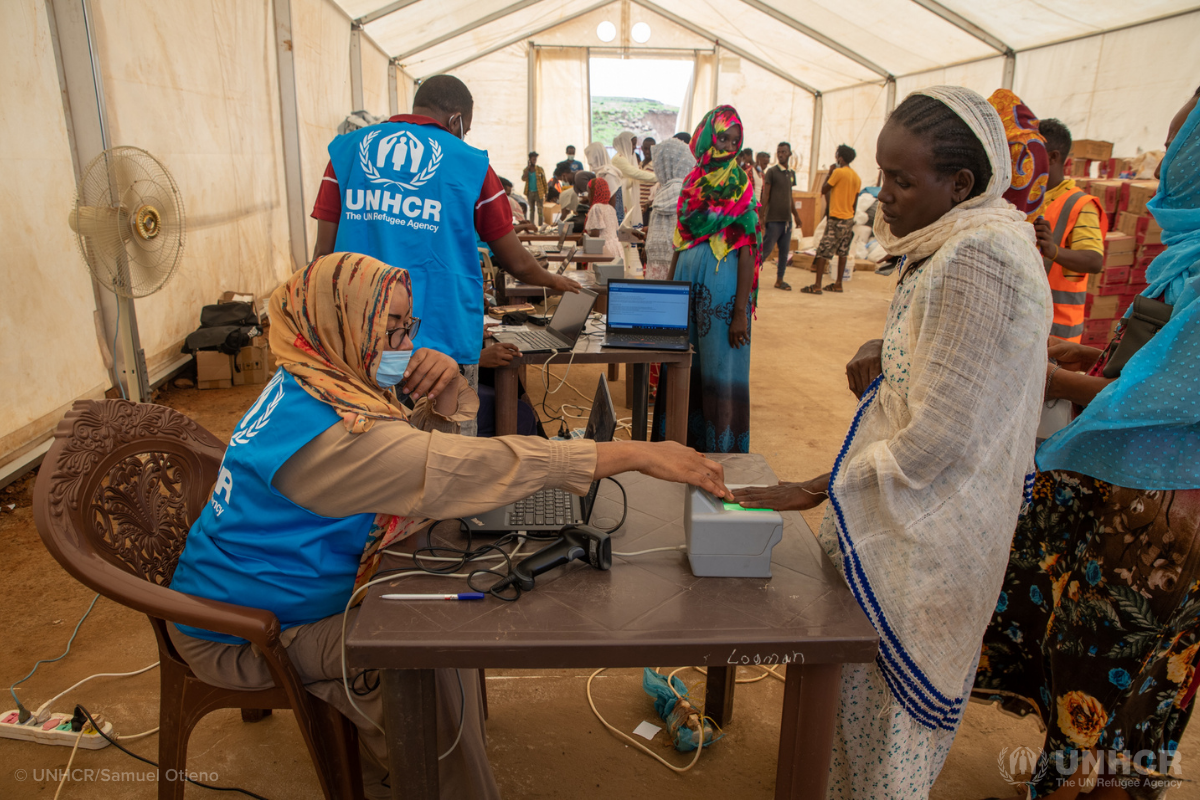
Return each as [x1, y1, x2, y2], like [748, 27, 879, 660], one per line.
[475, 166, 514, 243]
[312, 161, 341, 222]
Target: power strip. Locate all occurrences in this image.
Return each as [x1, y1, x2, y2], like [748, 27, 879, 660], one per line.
[0, 709, 113, 749]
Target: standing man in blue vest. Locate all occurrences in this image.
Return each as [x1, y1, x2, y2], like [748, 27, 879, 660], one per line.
[311, 75, 579, 410]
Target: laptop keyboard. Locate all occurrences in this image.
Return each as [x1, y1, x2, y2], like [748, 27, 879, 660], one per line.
[509, 488, 575, 527]
[513, 331, 566, 350]
[607, 332, 683, 345]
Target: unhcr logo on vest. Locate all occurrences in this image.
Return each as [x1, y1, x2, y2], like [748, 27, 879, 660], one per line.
[346, 129, 444, 229]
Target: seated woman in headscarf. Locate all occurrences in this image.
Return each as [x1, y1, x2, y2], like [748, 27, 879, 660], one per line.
[167, 253, 732, 800]
[584, 177, 622, 261]
[732, 87, 1051, 797]
[644, 138, 695, 281]
[974, 86, 1200, 800]
[662, 106, 761, 454]
[561, 170, 594, 235]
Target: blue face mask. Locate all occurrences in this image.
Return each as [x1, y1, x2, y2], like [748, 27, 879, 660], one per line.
[375, 350, 413, 388]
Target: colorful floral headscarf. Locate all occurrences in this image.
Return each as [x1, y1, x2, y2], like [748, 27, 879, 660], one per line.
[589, 176, 612, 206]
[674, 106, 761, 266]
[988, 89, 1049, 221]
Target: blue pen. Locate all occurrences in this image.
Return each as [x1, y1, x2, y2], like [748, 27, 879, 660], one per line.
[380, 592, 487, 601]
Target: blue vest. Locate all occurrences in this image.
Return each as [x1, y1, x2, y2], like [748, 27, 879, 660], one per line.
[328, 122, 490, 364]
[171, 371, 375, 644]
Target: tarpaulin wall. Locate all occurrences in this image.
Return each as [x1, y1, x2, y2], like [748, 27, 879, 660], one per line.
[1, 1, 111, 462]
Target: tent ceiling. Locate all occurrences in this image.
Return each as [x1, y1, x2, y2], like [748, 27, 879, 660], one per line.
[335, 0, 1200, 92]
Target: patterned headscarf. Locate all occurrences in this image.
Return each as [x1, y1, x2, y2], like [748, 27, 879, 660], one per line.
[988, 89, 1049, 220]
[589, 176, 612, 206]
[269, 252, 430, 589]
[675, 105, 762, 267]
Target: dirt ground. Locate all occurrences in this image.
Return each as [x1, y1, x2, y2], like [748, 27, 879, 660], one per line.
[1, 266, 1196, 799]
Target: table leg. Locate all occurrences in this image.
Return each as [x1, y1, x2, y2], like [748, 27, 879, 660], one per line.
[774, 663, 840, 800]
[495, 365, 518, 436]
[607, 363, 619, 382]
[663, 360, 691, 445]
[381, 668, 439, 800]
[703, 665, 737, 727]
[630, 363, 649, 441]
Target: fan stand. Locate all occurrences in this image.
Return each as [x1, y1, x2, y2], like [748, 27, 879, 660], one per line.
[113, 255, 150, 403]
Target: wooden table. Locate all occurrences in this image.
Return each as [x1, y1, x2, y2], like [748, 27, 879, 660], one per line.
[538, 250, 613, 267]
[493, 317, 688, 442]
[346, 454, 879, 800]
[518, 232, 582, 242]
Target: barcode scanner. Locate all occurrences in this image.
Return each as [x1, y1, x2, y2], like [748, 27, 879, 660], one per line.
[509, 525, 612, 591]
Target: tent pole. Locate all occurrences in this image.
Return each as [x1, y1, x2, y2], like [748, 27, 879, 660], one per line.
[586, 47, 593, 144]
[711, 44, 720, 109]
[388, 60, 399, 115]
[395, 0, 542, 62]
[272, 0, 310, 272]
[885, 77, 896, 115]
[350, 24, 364, 111]
[1002, 52, 1015, 90]
[356, 0, 424, 26]
[809, 94, 823, 191]
[739, 0, 891, 79]
[527, 44, 536, 154]
[906, 0, 1010, 54]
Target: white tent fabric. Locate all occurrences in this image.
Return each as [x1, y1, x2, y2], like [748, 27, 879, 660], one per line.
[5, 0, 1200, 473]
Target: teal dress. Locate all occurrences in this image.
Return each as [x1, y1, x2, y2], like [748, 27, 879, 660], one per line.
[654, 244, 751, 453]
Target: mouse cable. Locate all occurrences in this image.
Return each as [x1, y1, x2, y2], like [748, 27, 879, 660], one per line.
[594, 477, 627, 534]
[73, 705, 270, 799]
[10, 593, 100, 718]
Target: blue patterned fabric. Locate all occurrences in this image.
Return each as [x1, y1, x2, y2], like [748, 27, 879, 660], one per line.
[1037, 100, 1200, 490]
[673, 244, 751, 453]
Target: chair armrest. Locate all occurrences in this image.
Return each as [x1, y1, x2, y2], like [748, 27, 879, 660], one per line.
[66, 551, 283, 651]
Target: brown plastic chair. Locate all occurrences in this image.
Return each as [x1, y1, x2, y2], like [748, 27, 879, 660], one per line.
[32, 398, 364, 800]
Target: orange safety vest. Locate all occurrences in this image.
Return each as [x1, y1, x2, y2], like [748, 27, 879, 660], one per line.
[1043, 189, 1110, 342]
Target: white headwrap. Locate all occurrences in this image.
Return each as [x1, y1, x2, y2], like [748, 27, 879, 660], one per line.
[584, 142, 610, 170]
[650, 138, 694, 213]
[613, 130, 638, 164]
[873, 85, 1028, 261]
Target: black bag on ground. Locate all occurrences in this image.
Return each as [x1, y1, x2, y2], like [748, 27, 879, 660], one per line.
[183, 301, 260, 355]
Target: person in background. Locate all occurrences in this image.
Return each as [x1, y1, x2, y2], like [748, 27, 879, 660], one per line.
[521, 151, 547, 226]
[987, 89, 1050, 222]
[498, 178, 536, 233]
[739, 147, 760, 203]
[555, 168, 580, 222]
[644, 138, 695, 281]
[1037, 117, 1109, 342]
[547, 164, 570, 204]
[803, 144, 862, 294]
[735, 87, 1050, 798]
[640, 136, 657, 169]
[555, 144, 582, 175]
[611, 130, 658, 228]
[665, 106, 761, 453]
[760, 141, 804, 291]
[673, 131, 692, 145]
[310, 74, 577, 438]
[562, 170, 594, 235]
[584, 177, 621, 260]
[755, 151, 770, 182]
[584, 141, 624, 221]
[169, 253, 734, 800]
[974, 85, 1200, 800]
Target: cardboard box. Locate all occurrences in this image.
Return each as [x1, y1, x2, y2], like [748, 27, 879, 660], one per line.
[1116, 212, 1141, 237]
[1105, 232, 1135, 254]
[1068, 157, 1092, 178]
[1081, 333, 1110, 348]
[1097, 158, 1120, 179]
[234, 345, 272, 386]
[196, 351, 233, 390]
[1089, 180, 1123, 214]
[1127, 282, 1149, 296]
[1129, 266, 1147, 284]
[1072, 139, 1114, 162]
[1087, 269, 1128, 296]
[1083, 318, 1118, 340]
[1100, 265, 1130, 285]
[1137, 242, 1166, 260]
[1126, 181, 1159, 216]
[1102, 249, 1134, 268]
[1086, 294, 1120, 320]
[1117, 295, 1136, 316]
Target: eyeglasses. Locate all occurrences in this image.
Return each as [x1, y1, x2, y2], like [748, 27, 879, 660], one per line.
[386, 315, 421, 348]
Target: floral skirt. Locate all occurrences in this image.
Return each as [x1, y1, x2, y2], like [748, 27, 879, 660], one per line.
[974, 471, 1200, 799]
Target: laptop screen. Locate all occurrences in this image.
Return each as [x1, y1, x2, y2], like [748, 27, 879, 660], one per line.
[579, 375, 617, 521]
[606, 280, 690, 332]
[548, 287, 598, 343]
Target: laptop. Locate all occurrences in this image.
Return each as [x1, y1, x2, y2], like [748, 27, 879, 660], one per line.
[491, 287, 598, 353]
[465, 376, 617, 534]
[601, 279, 691, 351]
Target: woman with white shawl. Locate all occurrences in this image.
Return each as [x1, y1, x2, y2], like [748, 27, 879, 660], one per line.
[644, 137, 694, 280]
[584, 141, 623, 218]
[611, 130, 658, 229]
[733, 86, 1051, 797]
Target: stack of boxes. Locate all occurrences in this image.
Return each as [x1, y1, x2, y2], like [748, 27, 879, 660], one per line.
[1075, 165, 1162, 348]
